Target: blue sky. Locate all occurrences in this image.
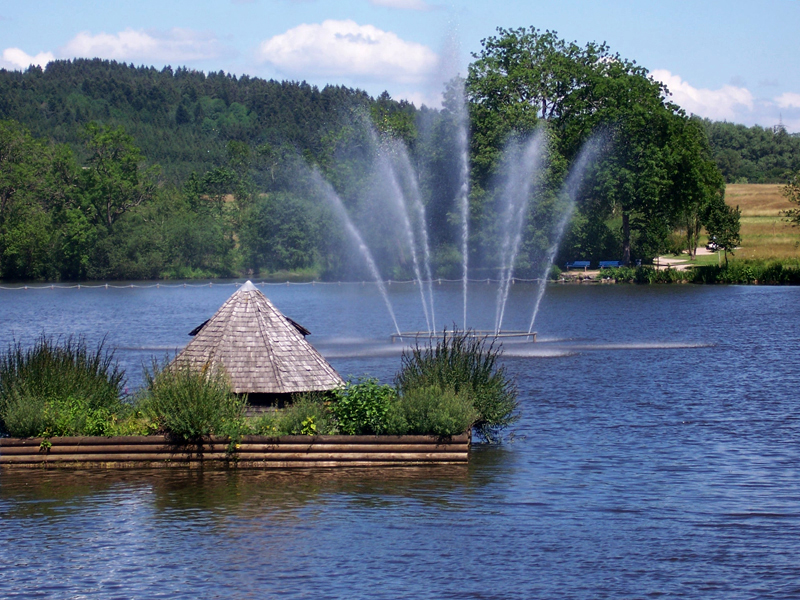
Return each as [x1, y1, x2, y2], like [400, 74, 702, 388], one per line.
[2, 0, 799, 131]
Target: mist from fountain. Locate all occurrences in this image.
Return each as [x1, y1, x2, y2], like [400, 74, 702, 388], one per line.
[378, 149, 432, 332]
[393, 144, 436, 333]
[305, 99, 599, 343]
[527, 137, 602, 334]
[453, 80, 471, 330]
[311, 169, 402, 337]
[494, 129, 548, 334]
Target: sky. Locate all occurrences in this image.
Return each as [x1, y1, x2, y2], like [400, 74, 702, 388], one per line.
[1, 0, 799, 132]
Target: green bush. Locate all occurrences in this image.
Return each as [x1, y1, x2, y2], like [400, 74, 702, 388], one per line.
[395, 329, 518, 442]
[0, 336, 125, 438]
[331, 378, 396, 434]
[272, 392, 338, 435]
[0, 393, 49, 438]
[599, 260, 800, 285]
[386, 384, 477, 436]
[690, 260, 800, 284]
[250, 411, 280, 436]
[140, 360, 245, 442]
[600, 266, 637, 282]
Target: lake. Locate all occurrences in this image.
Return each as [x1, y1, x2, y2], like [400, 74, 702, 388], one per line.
[1, 280, 799, 599]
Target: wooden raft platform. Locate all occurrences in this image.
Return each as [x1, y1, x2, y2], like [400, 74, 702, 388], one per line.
[0, 433, 470, 468]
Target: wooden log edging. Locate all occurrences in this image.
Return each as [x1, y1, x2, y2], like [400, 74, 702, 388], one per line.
[0, 433, 470, 468]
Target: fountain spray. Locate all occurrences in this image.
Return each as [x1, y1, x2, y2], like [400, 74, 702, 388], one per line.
[527, 137, 602, 333]
[311, 170, 403, 337]
[494, 129, 548, 334]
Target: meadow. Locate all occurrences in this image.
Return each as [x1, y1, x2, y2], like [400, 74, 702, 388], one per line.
[725, 183, 799, 260]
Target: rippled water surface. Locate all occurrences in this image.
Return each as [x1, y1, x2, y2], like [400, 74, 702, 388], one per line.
[1, 282, 800, 599]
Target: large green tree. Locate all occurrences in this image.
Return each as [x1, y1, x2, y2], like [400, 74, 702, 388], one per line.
[466, 26, 729, 265]
[0, 121, 60, 279]
[666, 118, 726, 259]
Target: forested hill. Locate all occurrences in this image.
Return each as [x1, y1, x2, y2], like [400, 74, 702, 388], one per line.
[0, 59, 416, 183]
[1, 60, 797, 185]
[701, 120, 800, 184]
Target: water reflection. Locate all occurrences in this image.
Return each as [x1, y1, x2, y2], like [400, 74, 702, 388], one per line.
[2, 284, 800, 598]
[0, 458, 509, 515]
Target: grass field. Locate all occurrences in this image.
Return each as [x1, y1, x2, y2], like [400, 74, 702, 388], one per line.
[658, 183, 799, 267]
[724, 184, 799, 260]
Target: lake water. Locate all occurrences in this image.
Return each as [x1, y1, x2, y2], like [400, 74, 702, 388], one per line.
[1, 281, 799, 599]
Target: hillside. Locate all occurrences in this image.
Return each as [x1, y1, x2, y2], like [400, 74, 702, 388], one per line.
[0, 59, 416, 184]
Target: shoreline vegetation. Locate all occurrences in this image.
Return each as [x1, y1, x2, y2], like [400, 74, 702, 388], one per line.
[1, 254, 799, 288]
[0, 332, 519, 446]
[561, 259, 800, 285]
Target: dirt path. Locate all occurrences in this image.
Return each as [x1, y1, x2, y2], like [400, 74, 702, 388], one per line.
[655, 247, 716, 270]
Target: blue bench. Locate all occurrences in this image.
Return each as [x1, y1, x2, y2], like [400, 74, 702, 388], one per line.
[565, 260, 591, 270]
[599, 260, 622, 269]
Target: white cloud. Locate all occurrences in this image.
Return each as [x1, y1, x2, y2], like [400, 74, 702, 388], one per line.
[0, 47, 54, 70]
[369, 0, 431, 10]
[61, 28, 229, 63]
[775, 92, 800, 109]
[257, 20, 439, 84]
[651, 69, 754, 121]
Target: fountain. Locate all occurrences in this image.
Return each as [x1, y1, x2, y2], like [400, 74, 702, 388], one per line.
[453, 79, 470, 331]
[379, 147, 432, 332]
[494, 129, 547, 334]
[309, 98, 599, 344]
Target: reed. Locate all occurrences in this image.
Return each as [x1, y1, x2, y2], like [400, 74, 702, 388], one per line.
[0, 336, 124, 438]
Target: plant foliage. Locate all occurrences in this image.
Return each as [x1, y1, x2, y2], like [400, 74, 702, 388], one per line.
[395, 328, 518, 442]
[140, 360, 245, 442]
[331, 378, 396, 435]
[0, 336, 124, 437]
[270, 392, 338, 436]
[385, 384, 478, 437]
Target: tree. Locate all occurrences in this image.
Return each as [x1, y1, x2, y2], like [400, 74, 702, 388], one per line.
[466, 26, 706, 265]
[705, 199, 741, 266]
[0, 121, 58, 279]
[666, 118, 726, 259]
[81, 123, 158, 229]
[782, 171, 800, 226]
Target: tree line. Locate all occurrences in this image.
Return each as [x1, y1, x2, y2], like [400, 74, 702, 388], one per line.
[0, 30, 780, 282]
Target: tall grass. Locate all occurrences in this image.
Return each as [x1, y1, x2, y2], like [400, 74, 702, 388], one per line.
[0, 336, 124, 438]
[395, 329, 518, 442]
[140, 360, 245, 442]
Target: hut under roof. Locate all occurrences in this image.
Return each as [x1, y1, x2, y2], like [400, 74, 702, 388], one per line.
[175, 281, 343, 405]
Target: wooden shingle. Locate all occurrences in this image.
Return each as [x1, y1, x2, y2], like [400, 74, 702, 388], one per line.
[174, 281, 344, 394]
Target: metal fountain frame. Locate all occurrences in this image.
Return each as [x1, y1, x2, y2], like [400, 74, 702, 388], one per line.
[390, 330, 536, 343]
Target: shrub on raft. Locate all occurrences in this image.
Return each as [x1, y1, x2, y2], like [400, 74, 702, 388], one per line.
[385, 384, 478, 437]
[331, 378, 396, 435]
[139, 361, 245, 442]
[394, 328, 518, 442]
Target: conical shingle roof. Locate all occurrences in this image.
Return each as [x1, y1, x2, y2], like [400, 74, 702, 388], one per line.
[175, 281, 344, 394]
